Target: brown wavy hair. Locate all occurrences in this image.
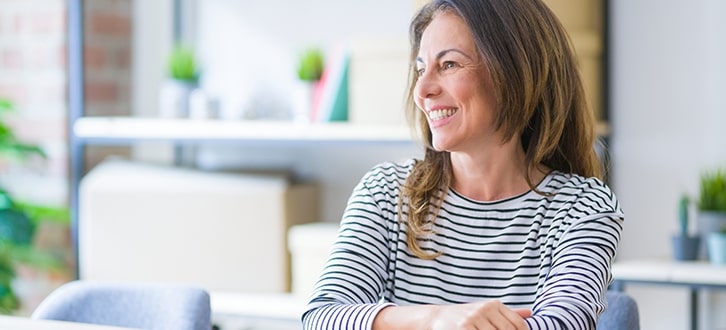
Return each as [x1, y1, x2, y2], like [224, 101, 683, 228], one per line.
[401, 0, 602, 259]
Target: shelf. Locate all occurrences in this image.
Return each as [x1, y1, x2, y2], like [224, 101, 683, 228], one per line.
[73, 117, 417, 144]
[74, 116, 610, 145]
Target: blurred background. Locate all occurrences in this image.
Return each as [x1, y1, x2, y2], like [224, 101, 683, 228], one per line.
[1, 0, 726, 329]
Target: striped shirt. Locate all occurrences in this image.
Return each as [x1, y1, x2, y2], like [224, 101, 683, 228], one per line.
[302, 159, 624, 330]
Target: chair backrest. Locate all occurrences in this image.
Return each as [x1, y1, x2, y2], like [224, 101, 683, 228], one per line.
[596, 290, 640, 330]
[31, 280, 211, 330]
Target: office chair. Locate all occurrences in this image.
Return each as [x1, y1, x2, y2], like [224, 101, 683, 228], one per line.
[31, 280, 211, 330]
[596, 290, 640, 330]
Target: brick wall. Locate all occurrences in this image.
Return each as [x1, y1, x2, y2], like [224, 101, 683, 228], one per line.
[0, 0, 132, 315]
[83, 0, 132, 169]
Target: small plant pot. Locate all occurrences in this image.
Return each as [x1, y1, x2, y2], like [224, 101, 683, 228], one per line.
[707, 232, 726, 265]
[158, 79, 198, 118]
[672, 235, 700, 261]
[291, 80, 317, 123]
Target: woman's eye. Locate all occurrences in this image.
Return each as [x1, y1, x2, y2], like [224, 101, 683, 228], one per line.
[416, 68, 425, 76]
[442, 61, 456, 70]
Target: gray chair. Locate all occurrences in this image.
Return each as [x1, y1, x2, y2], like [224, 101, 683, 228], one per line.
[31, 280, 211, 330]
[596, 290, 640, 330]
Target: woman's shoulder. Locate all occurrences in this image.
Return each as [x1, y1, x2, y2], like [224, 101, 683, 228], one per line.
[361, 159, 417, 181]
[542, 171, 621, 214]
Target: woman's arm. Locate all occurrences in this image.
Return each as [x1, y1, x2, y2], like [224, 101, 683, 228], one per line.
[373, 302, 531, 330]
[302, 171, 397, 329]
[527, 213, 623, 330]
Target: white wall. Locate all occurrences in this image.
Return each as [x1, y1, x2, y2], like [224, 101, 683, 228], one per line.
[131, 1, 422, 223]
[611, 0, 726, 329]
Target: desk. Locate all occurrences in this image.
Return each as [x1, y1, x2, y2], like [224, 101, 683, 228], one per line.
[612, 259, 726, 330]
[210, 292, 304, 330]
[0, 315, 137, 329]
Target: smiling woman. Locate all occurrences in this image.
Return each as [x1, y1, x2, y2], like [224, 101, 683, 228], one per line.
[301, 1, 623, 329]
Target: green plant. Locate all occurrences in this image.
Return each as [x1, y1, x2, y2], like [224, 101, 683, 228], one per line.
[0, 98, 69, 314]
[679, 194, 690, 236]
[698, 169, 726, 212]
[296, 48, 324, 81]
[167, 45, 198, 82]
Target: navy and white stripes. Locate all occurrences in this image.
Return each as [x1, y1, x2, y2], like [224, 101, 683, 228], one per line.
[303, 160, 624, 329]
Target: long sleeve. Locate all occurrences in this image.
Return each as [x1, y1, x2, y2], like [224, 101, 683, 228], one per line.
[302, 174, 397, 330]
[525, 179, 624, 329]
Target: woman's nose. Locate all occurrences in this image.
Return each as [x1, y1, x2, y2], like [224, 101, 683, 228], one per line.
[414, 70, 441, 101]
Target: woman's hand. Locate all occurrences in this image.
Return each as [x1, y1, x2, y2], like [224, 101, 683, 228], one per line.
[430, 300, 531, 330]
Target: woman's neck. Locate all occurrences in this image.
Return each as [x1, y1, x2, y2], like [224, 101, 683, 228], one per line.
[449, 141, 546, 201]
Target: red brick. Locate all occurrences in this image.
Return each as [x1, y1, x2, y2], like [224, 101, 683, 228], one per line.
[30, 12, 65, 34]
[58, 45, 67, 69]
[7, 117, 66, 142]
[115, 46, 130, 69]
[1, 49, 24, 68]
[84, 81, 118, 103]
[83, 45, 105, 69]
[39, 84, 65, 103]
[89, 12, 130, 36]
[0, 84, 27, 103]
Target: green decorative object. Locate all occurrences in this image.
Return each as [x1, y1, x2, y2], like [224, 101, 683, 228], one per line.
[0, 97, 69, 314]
[296, 48, 324, 82]
[699, 169, 726, 212]
[697, 168, 726, 260]
[672, 194, 699, 261]
[167, 45, 198, 83]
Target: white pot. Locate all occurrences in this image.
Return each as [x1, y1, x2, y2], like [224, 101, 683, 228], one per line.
[697, 211, 726, 259]
[291, 80, 317, 123]
[158, 79, 198, 118]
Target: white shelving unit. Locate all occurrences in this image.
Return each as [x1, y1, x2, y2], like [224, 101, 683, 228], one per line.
[74, 117, 416, 144]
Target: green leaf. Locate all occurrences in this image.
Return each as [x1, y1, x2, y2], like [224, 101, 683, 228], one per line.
[168, 45, 198, 82]
[14, 201, 70, 225]
[297, 48, 324, 81]
[0, 210, 35, 246]
[0, 99, 12, 113]
[699, 169, 726, 211]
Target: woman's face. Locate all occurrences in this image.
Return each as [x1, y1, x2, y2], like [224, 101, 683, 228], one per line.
[414, 11, 500, 153]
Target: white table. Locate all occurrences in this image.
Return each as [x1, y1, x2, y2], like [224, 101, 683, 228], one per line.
[210, 292, 305, 330]
[612, 259, 726, 330]
[0, 315, 137, 329]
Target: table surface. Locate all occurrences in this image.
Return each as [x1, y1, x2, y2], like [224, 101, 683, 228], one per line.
[210, 291, 306, 320]
[612, 258, 726, 286]
[0, 315, 138, 330]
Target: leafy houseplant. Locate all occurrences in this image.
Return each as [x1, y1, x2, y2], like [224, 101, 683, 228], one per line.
[696, 169, 726, 260]
[168, 45, 199, 83]
[0, 98, 69, 314]
[159, 44, 200, 118]
[698, 169, 726, 212]
[297, 48, 324, 82]
[292, 47, 324, 122]
[672, 195, 699, 261]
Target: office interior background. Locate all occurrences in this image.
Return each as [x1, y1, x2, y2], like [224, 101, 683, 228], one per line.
[1, 0, 726, 329]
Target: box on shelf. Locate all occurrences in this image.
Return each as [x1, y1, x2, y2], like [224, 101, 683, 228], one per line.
[348, 38, 410, 126]
[79, 159, 319, 293]
[287, 222, 340, 298]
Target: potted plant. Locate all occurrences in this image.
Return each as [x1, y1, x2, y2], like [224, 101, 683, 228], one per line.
[707, 229, 726, 265]
[672, 195, 699, 261]
[0, 98, 69, 314]
[291, 47, 324, 123]
[696, 168, 726, 260]
[159, 44, 200, 118]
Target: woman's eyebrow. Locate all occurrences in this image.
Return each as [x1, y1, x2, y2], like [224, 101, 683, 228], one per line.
[416, 48, 473, 64]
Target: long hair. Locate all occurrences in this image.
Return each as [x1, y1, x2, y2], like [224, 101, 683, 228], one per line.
[401, 0, 601, 259]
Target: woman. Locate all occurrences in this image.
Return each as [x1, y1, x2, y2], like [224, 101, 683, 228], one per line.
[302, 0, 623, 329]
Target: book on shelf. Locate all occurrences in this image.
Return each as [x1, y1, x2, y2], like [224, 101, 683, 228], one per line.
[312, 45, 349, 123]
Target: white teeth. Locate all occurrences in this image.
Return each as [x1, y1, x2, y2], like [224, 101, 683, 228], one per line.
[428, 108, 457, 120]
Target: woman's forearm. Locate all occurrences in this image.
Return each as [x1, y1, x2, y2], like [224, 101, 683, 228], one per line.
[373, 304, 439, 330]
